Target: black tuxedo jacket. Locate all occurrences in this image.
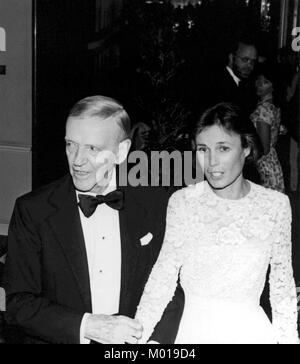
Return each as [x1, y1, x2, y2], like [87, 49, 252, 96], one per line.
[4, 175, 184, 344]
[0, 236, 7, 258]
[207, 68, 257, 118]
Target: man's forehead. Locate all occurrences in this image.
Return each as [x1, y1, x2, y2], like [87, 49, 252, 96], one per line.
[66, 115, 122, 142]
[237, 43, 257, 57]
[66, 115, 119, 130]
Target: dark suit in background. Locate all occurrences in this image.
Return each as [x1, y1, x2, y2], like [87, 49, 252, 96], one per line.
[205, 67, 261, 184]
[207, 67, 257, 118]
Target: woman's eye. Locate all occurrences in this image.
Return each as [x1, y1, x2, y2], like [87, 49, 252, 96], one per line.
[197, 147, 208, 153]
[219, 146, 230, 152]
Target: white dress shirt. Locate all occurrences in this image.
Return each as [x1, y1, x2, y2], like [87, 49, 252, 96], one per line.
[226, 66, 241, 86]
[78, 169, 122, 343]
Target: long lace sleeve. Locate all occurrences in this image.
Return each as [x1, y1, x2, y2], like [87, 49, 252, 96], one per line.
[269, 195, 299, 344]
[135, 191, 186, 343]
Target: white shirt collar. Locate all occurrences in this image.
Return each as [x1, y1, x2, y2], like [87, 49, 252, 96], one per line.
[226, 66, 241, 86]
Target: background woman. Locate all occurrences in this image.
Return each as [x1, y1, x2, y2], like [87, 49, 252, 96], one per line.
[251, 63, 285, 192]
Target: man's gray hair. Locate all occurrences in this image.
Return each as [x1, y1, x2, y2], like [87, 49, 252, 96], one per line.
[68, 95, 131, 140]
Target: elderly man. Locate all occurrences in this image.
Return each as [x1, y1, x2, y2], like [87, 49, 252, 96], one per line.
[4, 96, 183, 344]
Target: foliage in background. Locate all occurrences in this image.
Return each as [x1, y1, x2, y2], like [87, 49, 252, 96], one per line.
[121, 0, 259, 152]
[122, 0, 194, 152]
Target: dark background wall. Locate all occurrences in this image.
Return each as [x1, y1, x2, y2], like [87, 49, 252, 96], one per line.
[33, 0, 123, 187]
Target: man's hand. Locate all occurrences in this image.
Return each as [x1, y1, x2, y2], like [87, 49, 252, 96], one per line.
[85, 314, 143, 344]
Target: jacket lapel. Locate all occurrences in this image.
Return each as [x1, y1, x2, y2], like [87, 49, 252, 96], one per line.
[46, 176, 92, 312]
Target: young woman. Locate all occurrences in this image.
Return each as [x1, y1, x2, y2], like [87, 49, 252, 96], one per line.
[135, 103, 299, 344]
[251, 64, 285, 192]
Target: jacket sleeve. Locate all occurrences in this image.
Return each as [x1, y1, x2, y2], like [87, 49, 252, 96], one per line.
[149, 282, 185, 344]
[4, 199, 84, 344]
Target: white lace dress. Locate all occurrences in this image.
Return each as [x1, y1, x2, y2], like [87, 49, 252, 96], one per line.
[136, 181, 299, 344]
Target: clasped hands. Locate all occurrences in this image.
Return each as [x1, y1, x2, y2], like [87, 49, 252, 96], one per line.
[85, 314, 143, 344]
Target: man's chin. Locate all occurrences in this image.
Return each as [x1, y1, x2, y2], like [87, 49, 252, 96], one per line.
[241, 73, 250, 79]
[72, 179, 94, 193]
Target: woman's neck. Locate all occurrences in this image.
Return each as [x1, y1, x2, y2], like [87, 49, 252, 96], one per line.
[259, 93, 273, 103]
[212, 175, 250, 200]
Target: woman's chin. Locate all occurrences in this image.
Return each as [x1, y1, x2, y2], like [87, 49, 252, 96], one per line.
[206, 178, 226, 190]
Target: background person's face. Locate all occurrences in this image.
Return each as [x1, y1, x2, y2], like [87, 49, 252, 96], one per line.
[196, 124, 250, 191]
[233, 44, 257, 79]
[65, 116, 121, 194]
[255, 75, 273, 98]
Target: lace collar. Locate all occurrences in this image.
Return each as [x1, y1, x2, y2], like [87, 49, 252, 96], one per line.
[204, 181, 255, 203]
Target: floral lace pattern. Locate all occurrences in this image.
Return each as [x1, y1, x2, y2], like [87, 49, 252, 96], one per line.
[135, 182, 299, 344]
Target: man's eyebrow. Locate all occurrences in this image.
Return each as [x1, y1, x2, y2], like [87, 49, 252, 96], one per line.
[84, 143, 104, 148]
[64, 139, 103, 148]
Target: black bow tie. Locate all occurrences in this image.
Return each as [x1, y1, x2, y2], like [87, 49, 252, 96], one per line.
[78, 190, 124, 218]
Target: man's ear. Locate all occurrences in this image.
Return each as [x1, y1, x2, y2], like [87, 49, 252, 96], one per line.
[116, 139, 131, 165]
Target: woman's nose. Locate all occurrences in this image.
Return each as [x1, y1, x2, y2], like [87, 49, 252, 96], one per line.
[208, 151, 219, 167]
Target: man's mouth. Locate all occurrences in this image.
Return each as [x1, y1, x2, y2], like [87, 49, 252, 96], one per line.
[73, 170, 90, 177]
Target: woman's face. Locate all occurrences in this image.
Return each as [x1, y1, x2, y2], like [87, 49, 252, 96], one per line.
[255, 75, 273, 98]
[195, 124, 250, 191]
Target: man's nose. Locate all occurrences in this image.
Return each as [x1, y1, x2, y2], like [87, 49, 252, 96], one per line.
[74, 147, 87, 166]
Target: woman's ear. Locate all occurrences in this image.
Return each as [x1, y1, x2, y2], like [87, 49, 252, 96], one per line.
[116, 139, 131, 165]
[244, 147, 251, 159]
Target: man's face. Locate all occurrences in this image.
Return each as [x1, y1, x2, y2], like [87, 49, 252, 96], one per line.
[65, 116, 122, 194]
[232, 44, 258, 80]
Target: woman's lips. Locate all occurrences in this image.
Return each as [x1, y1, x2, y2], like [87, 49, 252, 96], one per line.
[208, 172, 224, 180]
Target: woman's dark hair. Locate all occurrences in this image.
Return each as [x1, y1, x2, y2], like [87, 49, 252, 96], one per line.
[255, 62, 285, 108]
[193, 103, 261, 164]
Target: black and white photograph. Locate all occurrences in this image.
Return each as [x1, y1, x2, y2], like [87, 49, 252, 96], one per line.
[0, 0, 299, 346]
